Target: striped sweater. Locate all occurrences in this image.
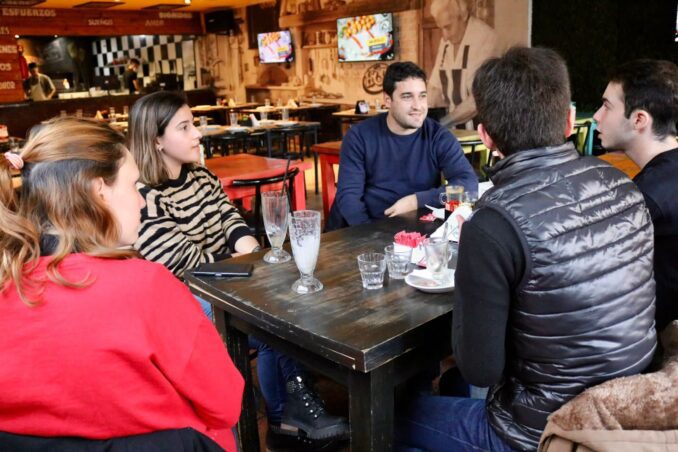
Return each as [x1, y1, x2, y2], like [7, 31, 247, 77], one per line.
[135, 165, 252, 278]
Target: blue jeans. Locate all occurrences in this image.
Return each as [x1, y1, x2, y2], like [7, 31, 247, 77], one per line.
[395, 396, 513, 452]
[195, 296, 301, 425]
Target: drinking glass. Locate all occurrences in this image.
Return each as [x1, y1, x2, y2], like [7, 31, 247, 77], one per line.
[262, 191, 291, 264]
[276, 98, 283, 108]
[75, 109, 83, 118]
[59, 110, 67, 118]
[199, 115, 208, 128]
[424, 238, 454, 283]
[384, 244, 411, 279]
[109, 107, 115, 119]
[281, 107, 289, 122]
[439, 185, 464, 213]
[123, 105, 129, 116]
[461, 191, 478, 209]
[229, 112, 239, 127]
[265, 98, 271, 108]
[261, 111, 268, 121]
[357, 252, 386, 289]
[289, 210, 323, 294]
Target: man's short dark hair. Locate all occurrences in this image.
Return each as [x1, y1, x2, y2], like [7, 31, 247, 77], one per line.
[383, 61, 427, 97]
[28, 62, 38, 70]
[608, 59, 678, 139]
[129, 58, 140, 66]
[472, 47, 571, 155]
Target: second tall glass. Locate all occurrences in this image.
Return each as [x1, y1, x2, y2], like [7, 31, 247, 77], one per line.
[262, 191, 291, 264]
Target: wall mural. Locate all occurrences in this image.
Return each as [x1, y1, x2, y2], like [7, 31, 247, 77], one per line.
[218, 0, 528, 109]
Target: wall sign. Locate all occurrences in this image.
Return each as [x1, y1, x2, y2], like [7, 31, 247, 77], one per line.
[362, 62, 388, 94]
[0, 8, 204, 36]
[0, 35, 24, 104]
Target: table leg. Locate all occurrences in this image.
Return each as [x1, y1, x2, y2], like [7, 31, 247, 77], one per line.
[348, 362, 395, 452]
[266, 130, 273, 158]
[320, 155, 338, 219]
[311, 128, 319, 194]
[213, 308, 260, 452]
[292, 169, 307, 210]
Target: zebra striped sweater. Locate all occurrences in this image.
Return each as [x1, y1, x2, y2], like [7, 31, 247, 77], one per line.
[134, 164, 252, 278]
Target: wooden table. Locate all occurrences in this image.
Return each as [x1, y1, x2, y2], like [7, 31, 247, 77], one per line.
[191, 102, 259, 113]
[598, 151, 640, 179]
[332, 108, 383, 136]
[186, 210, 453, 452]
[200, 121, 320, 160]
[205, 154, 312, 210]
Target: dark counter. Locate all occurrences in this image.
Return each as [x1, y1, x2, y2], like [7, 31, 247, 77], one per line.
[0, 89, 216, 139]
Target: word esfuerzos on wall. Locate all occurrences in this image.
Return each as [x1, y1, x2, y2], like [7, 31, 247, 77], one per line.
[0, 8, 204, 36]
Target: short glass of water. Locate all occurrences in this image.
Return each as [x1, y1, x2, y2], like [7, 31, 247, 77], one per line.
[262, 191, 291, 264]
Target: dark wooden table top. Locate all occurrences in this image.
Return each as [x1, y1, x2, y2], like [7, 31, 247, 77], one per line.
[187, 210, 453, 373]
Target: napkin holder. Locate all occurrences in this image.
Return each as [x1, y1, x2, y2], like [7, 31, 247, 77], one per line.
[355, 100, 369, 114]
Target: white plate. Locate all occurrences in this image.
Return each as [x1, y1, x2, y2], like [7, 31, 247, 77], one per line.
[405, 269, 455, 293]
[276, 120, 298, 126]
[257, 119, 275, 125]
[226, 125, 248, 131]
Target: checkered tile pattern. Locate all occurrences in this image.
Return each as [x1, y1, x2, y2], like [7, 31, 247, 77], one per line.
[92, 35, 189, 89]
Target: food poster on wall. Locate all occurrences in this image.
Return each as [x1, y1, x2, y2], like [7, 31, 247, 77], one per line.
[337, 14, 394, 62]
[258, 31, 294, 64]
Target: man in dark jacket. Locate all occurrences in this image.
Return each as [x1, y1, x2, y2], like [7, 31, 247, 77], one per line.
[396, 47, 657, 451]
[593, 59, 678, 334]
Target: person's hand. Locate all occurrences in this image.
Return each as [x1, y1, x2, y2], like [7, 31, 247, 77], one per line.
[384, 194, 418, 217]
[234, 235, 261, 254]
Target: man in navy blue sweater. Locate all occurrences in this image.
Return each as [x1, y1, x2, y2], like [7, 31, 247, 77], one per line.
[326, 62, 477, 230]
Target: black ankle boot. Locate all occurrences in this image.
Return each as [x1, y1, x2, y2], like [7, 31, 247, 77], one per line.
[278, 375, 350, 441]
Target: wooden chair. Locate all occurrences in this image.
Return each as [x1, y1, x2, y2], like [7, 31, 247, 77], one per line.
[231, 167, 299, 246]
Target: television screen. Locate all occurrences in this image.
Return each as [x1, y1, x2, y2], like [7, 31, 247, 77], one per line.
[337, 13, 395, 62]
[257, 31, 294, 63]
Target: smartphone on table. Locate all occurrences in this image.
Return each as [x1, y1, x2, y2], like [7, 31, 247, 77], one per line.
[190, 260, 254, 277]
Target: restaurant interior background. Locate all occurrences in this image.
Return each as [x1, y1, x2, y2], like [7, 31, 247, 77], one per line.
[1, 0, 677, 135]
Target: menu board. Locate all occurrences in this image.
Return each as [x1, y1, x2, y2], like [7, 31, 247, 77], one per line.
[0, 36, 24, 104]
[257, 31, 294, 64]
[337, 13, 395, 63]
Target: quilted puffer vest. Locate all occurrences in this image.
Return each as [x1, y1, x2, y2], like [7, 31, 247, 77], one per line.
[479, 143, 657, 450]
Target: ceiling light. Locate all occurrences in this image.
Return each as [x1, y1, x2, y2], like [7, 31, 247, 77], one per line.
[184, 0, 190, 4]
[15, 35, 19, 39]
[54, 35, 58, 38]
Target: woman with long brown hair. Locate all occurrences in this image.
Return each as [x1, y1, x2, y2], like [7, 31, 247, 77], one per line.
[128, 91, 350, 450]
[0, 117, 243, 451]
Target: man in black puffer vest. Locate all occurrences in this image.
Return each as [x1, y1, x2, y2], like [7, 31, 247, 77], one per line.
[396, 47, 657, 451]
